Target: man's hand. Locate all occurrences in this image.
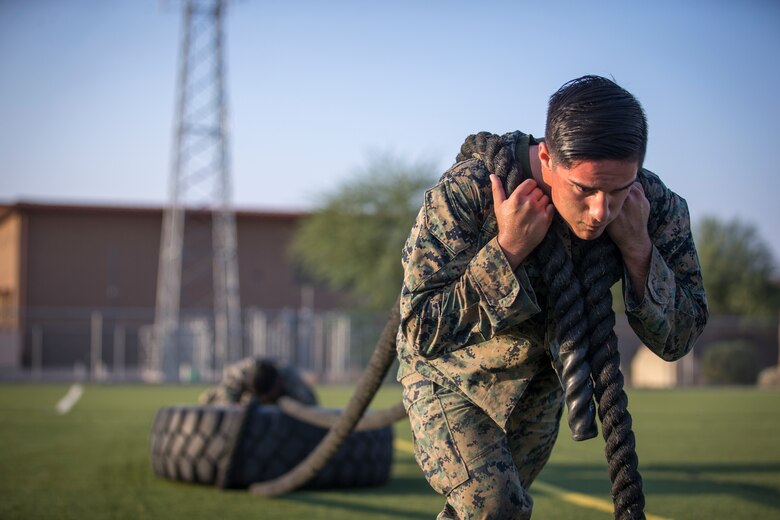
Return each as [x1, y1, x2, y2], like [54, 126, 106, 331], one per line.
[607, 182, 651, 300]
[490, 174, 554, 269]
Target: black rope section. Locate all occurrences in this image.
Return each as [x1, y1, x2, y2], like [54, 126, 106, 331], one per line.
[578, 237, 645, 519]
[459, 131, 645, 520]
[535, 230, 598, 440]
[459, 132, 598, 440]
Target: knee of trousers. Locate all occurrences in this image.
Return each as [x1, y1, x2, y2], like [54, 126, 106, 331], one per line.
[448, 484, 533, 520]
[446, 454, 534, 520]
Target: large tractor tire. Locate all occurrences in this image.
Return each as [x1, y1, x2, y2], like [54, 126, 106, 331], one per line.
[150, 403, 394, 490]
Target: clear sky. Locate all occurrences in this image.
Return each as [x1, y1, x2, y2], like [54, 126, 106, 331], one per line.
[2, 0, 779, 262]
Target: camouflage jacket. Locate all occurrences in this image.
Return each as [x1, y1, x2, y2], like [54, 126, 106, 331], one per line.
[396, 132, 708, 428]
[199, 357, 318, 406]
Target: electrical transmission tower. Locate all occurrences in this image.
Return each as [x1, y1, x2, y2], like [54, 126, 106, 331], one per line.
[146, 0, 242, 382]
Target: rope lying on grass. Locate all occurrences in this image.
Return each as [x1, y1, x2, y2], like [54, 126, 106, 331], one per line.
[249, 299, 401, 497]
[276, 396, 407, 432]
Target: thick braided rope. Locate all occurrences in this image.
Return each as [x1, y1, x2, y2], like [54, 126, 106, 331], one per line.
[249, 297, 401, 496]
[578, 237, 645, 519]
[535, 231, 598, 439]
[459, 132, 645, 518]
[460, 131, 598, 440]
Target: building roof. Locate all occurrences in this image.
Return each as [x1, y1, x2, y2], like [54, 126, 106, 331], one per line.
[0, 200, 309, 223]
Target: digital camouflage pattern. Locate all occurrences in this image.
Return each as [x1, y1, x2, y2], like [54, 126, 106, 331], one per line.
[397, 131, 708, 517]
[403, 346, 563, 519]
[199, 357, 318, 406]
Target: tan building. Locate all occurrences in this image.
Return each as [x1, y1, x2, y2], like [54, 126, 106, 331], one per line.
[630, 346, 694, 388]
[0, 201, 349, 377]
[629, 315, 778, 387]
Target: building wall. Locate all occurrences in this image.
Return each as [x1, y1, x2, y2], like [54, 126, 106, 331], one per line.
[631, 346, 677, 388]
[238, 215, 302, 309]
[1, 202, 349, 371]
[25, 206, 161, 309]
[236, 214, 347, 310]
[15, 203, 347, 312]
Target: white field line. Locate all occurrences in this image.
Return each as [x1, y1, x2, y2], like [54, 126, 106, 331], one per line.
[55, 384, 84, 415]
[393, 438, 672, 520]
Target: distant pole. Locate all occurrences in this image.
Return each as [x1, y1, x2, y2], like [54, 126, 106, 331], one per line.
[250, 309, 267, 358]
[91, 311, 103, 381]
[113, 324, 126, 381]
[149, 0, 242, 382]
[313, 315, 324, 379]
[297, 284, 314, 369]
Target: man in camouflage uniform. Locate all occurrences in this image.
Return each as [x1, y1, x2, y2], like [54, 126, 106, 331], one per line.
[199, 357, 318, 406]
[397, 75, 708, 519]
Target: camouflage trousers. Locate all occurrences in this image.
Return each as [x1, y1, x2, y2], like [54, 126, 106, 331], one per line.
[402, 361, 563, 520]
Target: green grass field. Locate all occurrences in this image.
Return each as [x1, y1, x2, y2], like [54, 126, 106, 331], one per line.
[1, 383, 778, 519]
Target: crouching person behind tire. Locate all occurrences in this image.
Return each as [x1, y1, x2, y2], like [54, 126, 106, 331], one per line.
[199, 357, 318, 406]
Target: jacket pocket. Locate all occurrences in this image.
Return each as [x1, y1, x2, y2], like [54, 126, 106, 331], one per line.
[423, 182, 473, 256]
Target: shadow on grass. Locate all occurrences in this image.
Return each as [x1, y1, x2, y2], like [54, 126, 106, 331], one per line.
[540, 462, 780, 511]
[369, 475, 436, 496]
[280, 477, 435, 519]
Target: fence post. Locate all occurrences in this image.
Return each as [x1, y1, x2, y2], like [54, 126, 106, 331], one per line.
[298, 284, 314, 372]
[113, 324, 125, 381]
[251, 309, 267, 358]
[313, 315, 324, 380]
[342, 314, 351, 380]
[331, 314, 351, 383]
[91, 311, 103, 381]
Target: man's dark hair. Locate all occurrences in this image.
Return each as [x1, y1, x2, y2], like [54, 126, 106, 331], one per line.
[253, 359, 280, 396]
[545, 75, 648, 168]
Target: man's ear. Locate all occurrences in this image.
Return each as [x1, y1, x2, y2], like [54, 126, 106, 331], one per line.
[539, 142, 553, 184]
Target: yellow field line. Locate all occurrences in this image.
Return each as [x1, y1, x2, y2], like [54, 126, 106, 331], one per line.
[531, 481, 672, 520]
[394, 439, 672, 520]
[394, 438, 416, 454]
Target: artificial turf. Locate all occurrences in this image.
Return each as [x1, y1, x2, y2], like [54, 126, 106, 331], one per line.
[0, 383, 778, 519]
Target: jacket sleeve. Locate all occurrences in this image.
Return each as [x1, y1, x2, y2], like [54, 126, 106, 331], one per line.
[624, 170, 709, 361]
[399, 162, 541, 359]
[204, 357, 255, 403]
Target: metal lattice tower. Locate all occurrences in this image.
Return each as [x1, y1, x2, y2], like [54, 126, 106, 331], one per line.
[147, 0, 242, 382]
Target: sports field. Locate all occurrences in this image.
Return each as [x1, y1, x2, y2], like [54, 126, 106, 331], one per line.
[1, 383, 778, 519]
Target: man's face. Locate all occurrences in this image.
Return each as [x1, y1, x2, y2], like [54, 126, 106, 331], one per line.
[539, 142, 638, 240]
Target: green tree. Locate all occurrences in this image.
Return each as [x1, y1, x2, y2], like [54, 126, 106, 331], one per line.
[701, 340, 759, 385]
[695, 216, 780, 316]
[290, 154, 438, 310]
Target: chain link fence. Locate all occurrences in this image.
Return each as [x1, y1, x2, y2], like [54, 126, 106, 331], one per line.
[0, 306, 393, 384]
[2, 308, 776, 387]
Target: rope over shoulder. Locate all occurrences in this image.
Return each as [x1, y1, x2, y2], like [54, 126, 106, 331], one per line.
[457, 131, 646, 519]
[456, 131, 524, 195]
[458, 131, 598, 440]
